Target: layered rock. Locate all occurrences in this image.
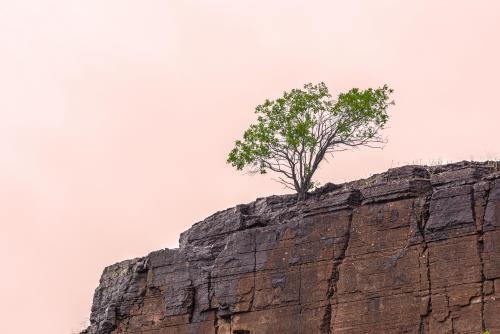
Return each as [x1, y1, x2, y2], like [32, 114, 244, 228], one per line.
[81, 161, 500, 334]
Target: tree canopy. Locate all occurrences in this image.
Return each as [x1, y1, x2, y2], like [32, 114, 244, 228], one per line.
[227, 82, 394, 199]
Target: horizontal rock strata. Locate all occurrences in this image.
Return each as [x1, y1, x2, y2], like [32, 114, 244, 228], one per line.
[81, 161, 500, 334]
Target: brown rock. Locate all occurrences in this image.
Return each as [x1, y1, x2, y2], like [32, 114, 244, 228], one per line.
[81, 161, 500, 334]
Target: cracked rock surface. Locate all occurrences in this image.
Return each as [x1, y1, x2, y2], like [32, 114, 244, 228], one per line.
[81, 161, 500, 334]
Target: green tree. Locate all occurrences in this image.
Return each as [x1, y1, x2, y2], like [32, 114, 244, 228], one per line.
[227, 82, 394, 200]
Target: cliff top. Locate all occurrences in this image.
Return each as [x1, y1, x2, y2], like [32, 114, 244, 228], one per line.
[98, 161, 499, 276]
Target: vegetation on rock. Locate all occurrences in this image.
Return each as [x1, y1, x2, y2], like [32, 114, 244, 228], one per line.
[227, 82, 394, 199]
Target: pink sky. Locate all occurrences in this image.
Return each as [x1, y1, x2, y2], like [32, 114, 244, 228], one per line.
[1, 1, 499, 333]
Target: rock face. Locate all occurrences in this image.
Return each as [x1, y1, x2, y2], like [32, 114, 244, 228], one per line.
[81, 161, 500, 334]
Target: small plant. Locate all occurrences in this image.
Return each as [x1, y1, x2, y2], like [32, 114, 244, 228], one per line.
[486, 160, 500, 172]
[483, 330, 490, 334]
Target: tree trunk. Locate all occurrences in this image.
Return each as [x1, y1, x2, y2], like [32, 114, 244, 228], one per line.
[297, 188, 308, 201]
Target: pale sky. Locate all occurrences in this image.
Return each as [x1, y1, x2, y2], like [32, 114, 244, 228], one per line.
[1, 1, 499, 333]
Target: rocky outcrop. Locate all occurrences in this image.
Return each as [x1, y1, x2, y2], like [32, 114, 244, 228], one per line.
[81, 161, 500, 334]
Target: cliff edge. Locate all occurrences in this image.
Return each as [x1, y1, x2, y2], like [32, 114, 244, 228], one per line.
[81, 161, 500, 334]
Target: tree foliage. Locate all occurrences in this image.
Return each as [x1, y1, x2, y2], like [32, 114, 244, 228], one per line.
[227, 82, 394, 199]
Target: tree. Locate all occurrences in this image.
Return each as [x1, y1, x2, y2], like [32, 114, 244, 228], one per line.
[227, 82, 394, 200]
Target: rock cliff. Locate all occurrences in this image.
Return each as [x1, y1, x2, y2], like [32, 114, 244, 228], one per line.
[81, 161, 500, 334]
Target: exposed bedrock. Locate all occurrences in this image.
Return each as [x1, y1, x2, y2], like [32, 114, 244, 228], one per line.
[81, 161, 500, 334]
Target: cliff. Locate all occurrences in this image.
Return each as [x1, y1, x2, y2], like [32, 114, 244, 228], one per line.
[81, 161, 500, 334]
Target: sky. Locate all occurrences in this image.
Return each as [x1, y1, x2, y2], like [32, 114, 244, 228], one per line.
[1, 1, 499, 333]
